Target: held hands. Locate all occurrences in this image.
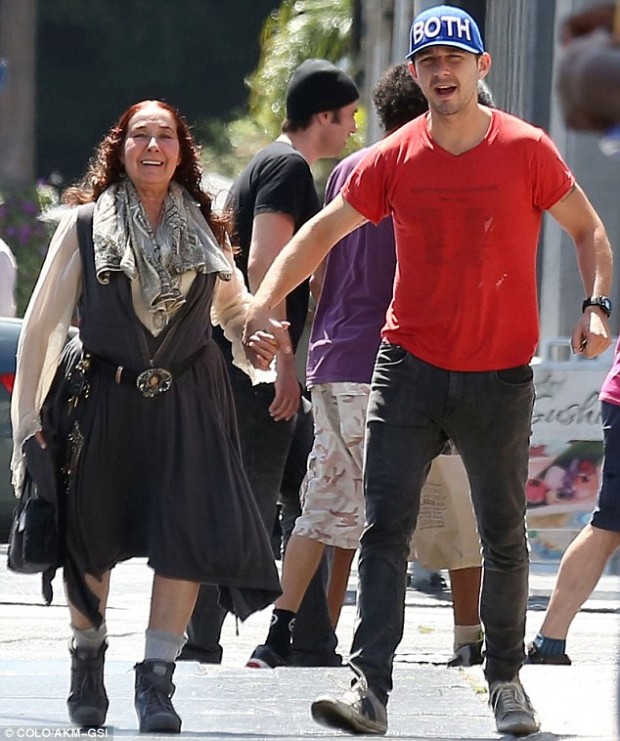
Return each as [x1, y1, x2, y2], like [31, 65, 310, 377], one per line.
[243, 308, 293, 370]
[571, 308, 612, 357]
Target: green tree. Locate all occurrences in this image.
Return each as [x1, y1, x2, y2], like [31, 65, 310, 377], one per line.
[201, 0, 364, 187]
[249, 0, 355, 138]
[0, 182, 59, 315]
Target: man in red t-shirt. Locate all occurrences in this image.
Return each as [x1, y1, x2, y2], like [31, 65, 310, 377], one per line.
[244, 5, 613, 737]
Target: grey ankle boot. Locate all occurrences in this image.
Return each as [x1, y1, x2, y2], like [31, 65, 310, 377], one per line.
[67, 641, 109, 727]
[134, 660, 182, 734]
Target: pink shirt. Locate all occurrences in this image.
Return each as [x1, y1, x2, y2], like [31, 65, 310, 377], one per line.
[599, 337, 620, 406]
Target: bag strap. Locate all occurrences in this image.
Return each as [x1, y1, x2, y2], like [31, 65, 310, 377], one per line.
[75, 202, 95, 258]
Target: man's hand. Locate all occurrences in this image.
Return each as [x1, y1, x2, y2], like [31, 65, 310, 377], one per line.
[571, 307, 612, 357]
[269, 353, 301, 422]
[34, 431, 47, 450]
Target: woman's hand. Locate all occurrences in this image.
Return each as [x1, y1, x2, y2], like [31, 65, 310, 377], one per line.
[244, 317, 292, 369]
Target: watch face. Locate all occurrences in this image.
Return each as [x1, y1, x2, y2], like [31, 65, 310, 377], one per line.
[583, 296, 612, 316]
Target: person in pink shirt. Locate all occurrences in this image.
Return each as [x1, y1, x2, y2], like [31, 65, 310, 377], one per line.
[528, 337, 620, 665]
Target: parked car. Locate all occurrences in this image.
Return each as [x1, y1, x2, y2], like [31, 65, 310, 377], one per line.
[0, 316, 22, 540]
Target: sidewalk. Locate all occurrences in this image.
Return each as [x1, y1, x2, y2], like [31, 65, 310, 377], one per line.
[400, 562, 620, 610]
[527, 563, 619, 610]
[1, 651, 617, 739]
[0, 551, 618, 739]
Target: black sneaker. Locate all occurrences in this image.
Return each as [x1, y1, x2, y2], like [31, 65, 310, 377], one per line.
[311, 679, 387, 735]
[525, 642, 572, 665]
[289, 649, 343, 668]
[177, 644, 223, 664]
[245, 644, 289, 669]
[408, 571, 447, 594]
[489, 678, 540, 736]
[447, 638, 484, 667]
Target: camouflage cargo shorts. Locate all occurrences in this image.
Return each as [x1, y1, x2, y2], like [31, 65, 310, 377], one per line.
[293, 382, 369, 549]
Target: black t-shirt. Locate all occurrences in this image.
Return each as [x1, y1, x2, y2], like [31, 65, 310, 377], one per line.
[216, 141, 318, 359]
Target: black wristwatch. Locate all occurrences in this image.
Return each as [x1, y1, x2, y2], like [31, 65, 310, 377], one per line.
[582, 296, 613, 317]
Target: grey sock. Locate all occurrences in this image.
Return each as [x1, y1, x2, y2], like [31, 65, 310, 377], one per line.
[144, 629, 186, 662]
[71, 623, 107, 654]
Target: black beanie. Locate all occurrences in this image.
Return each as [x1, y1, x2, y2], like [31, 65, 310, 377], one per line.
[285, 59, 359, 120]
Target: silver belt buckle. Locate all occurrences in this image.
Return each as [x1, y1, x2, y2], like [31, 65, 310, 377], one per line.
[136, 368, 172, 398]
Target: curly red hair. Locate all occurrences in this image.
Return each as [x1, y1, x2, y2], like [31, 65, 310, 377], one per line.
[62, 100, 230, 246]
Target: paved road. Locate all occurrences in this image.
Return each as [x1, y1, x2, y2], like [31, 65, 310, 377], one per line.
[0, 549, 618, 739]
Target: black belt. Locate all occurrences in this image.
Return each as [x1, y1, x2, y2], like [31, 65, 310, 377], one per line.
[87, 346, 205, 398]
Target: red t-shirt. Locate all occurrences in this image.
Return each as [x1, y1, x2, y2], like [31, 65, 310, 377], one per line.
[342, 109, 575, 371]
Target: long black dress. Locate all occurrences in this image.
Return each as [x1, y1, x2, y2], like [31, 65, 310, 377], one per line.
[44, 204, 281, 627]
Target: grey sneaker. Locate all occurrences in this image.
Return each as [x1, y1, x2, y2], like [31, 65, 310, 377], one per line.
[311, 680, 387, 735]
[447, 638, 484, 667]
[489, 678, 540, 736]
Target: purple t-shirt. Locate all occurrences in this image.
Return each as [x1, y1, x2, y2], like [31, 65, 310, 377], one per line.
[305, 148, 397, 386]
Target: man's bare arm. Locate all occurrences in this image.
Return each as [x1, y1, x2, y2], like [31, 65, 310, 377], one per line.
[246, 210, 300, 420]
[244, 195, 367, 359]
[255, 195, 366, 310]
[547, 184, 613, 357]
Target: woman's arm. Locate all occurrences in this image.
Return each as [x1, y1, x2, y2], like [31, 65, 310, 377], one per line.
[10, 209, 82, 490]
[210, 241, 280, 385]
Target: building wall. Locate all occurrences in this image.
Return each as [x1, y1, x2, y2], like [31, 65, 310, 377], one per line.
[543, 0, 620, 340]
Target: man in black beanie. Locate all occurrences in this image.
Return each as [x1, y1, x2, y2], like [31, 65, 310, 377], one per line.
[180, 59, 359, 668]
[285, 59, 360, 122]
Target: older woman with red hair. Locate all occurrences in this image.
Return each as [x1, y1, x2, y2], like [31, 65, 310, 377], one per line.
[11, 100, 283, 734]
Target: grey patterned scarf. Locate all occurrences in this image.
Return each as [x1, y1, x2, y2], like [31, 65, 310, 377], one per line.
[92, 179, 231, 317]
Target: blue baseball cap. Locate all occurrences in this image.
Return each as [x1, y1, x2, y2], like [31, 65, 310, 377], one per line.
[406, 5, 484, 60]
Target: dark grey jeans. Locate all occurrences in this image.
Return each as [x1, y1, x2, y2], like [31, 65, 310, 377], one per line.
[349, 343, 534, 703]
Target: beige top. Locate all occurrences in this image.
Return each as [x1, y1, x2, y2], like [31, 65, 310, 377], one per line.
[10, 207, 273, 490]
